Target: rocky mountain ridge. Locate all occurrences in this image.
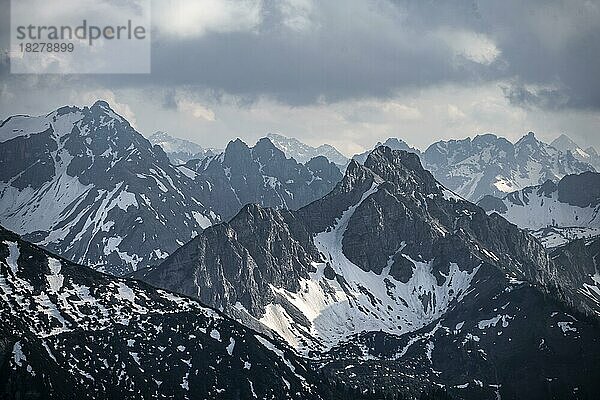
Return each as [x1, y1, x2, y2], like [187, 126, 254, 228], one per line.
[349, 132, 596, 202]
[551, 134, 600, 171]
[421, 132, 596, 201]
[0, 104, 343, 275]
[137, 146, 599, 344]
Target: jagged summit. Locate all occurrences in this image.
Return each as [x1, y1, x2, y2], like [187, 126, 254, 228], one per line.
[364, 146, 439, 194]
[181, 137, 342, 221]
[552, 133, 579, 149]
[382, 137, 416, 149]
[522, 130, 536, 139]
[336, 157, 373, 186]
[91, 99, 112, 110]
[353, 137, 420, 164]
[252, 137, 289, 160]
[551, 133, 600, 170]
[255, 136, 278, 147]
[226, 137, 249, 151]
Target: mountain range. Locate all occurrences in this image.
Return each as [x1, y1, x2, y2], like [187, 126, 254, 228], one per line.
[179, 137, 342, 221]
[136, 146, 600, 398]
[0, 104, 340, 275]
[552, 134, 600, 171]
[422, 132, 594, 201]
[151, 129, 597, 204]
[0, 101, 219, 275]
[2, 101, 600, 399]
[349, 133, 597, 202]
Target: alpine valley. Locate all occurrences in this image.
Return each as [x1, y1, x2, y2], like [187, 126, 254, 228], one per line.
[1, 102, 600, 400]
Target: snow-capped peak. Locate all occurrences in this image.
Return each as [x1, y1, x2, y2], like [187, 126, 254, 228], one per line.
[0, 102, 219, 275]
[551, 134, 600, 170]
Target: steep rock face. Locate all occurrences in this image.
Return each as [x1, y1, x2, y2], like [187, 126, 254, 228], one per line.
[341, 149, 447, 273]
[0, 226, 334, 400]
[181, 138, 342, 221]
[296, 159, 377, 234]
[421, 132, 595, 201]
[136, 205, 319, 318]
[133, 146, 600, 398]
[477, 172, 600, 248]
[558, 171, 600, 207]
[550, 236, 600, 316]
[0, 102, 219, 275]
[304, 148, 557, 289]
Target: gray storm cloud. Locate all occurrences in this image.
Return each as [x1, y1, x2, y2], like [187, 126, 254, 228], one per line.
[2, 0, 598, 109]
[131, 0, 600, 110]
[0, 0, 598, 151]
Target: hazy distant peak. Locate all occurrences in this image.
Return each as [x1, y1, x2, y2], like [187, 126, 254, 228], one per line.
[265, 132, 348, 166]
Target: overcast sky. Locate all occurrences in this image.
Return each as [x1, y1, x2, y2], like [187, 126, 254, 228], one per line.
[1, 0, 599, 155]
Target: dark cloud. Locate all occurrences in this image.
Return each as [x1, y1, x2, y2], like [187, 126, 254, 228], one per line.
[1, 0, 599, 112]
[80, 0, 500, 104]
[502, 84, 569, 110]
[87, 0, 598, 111]
[477, 1, 600, 111]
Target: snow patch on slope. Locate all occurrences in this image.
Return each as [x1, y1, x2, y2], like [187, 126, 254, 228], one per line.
[260, 183, 478, 354]
[4, 241, 20, 274]
[46, 258, 64, 293]
[498, 191, 599, 231]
